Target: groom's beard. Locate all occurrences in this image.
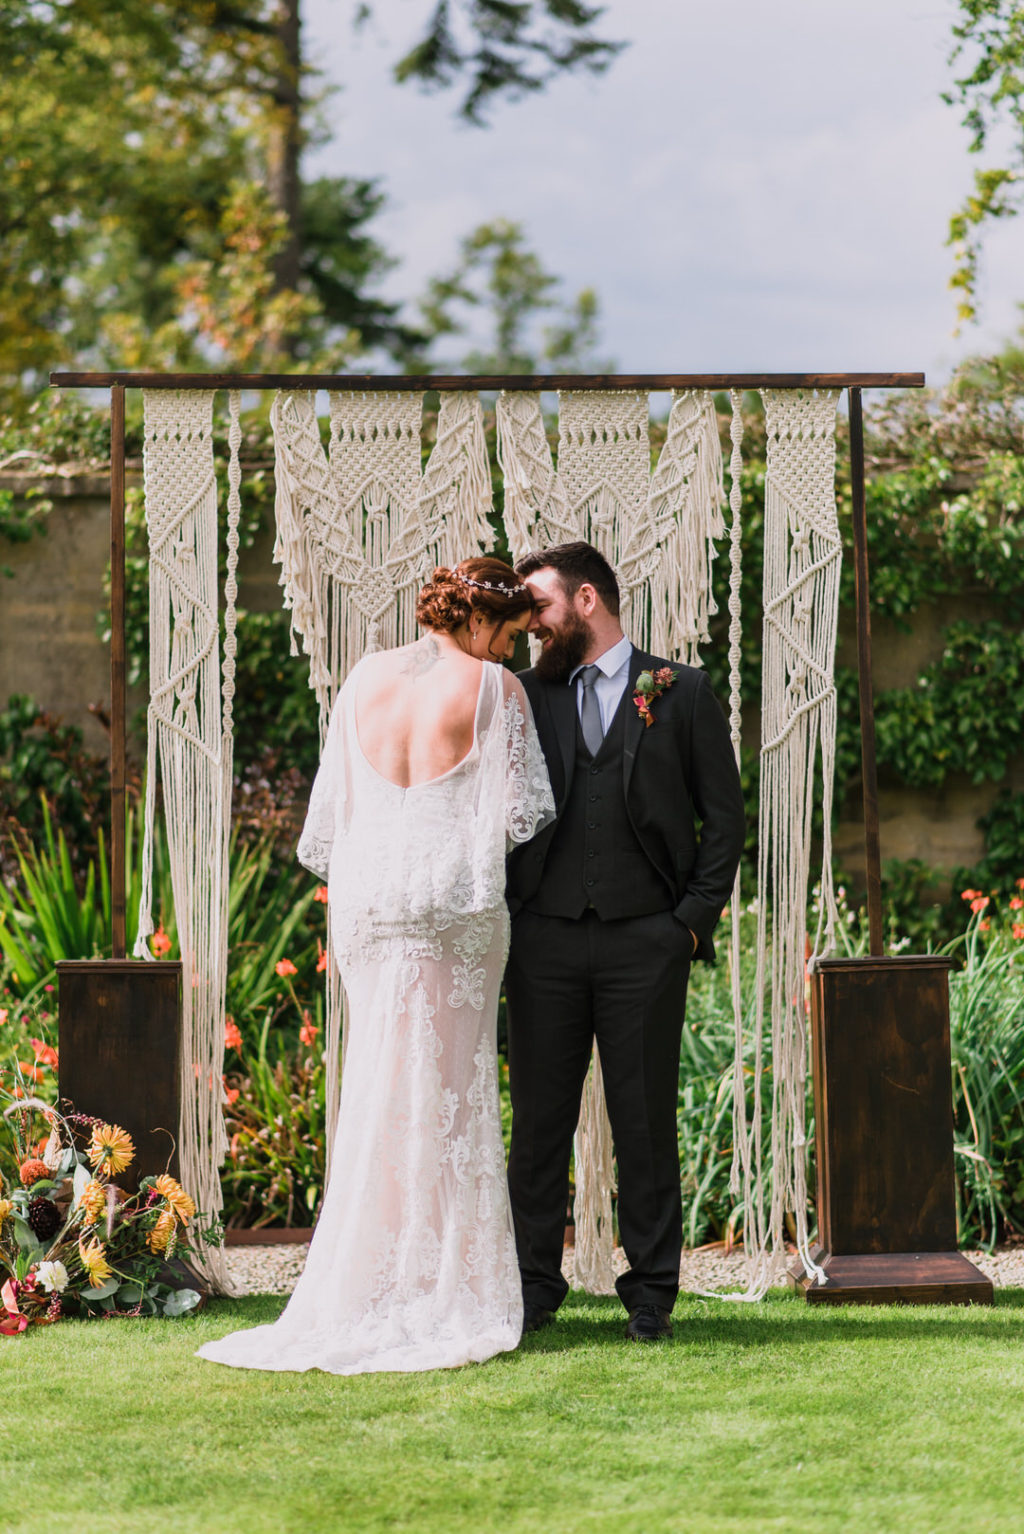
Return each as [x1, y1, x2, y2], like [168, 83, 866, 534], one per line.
[533, 612, 592, 683]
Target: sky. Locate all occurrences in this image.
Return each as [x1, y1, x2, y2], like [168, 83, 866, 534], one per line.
[301, 0, 1024, 382]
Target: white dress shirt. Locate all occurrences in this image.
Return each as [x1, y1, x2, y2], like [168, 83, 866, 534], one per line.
[569, 634, 633, 733]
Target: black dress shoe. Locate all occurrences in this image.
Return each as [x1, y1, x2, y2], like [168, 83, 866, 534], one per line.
[625, 1304, 673, 1342]
[522, 1303, 555, 1335]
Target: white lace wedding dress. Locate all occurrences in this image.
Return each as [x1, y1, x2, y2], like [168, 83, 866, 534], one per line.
[198, 658, 553, 1374]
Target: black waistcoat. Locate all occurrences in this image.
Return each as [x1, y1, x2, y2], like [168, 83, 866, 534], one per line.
[525, 691, 673, 921]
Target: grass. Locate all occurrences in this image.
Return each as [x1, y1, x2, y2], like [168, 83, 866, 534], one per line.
[5, 1288, 1024, 1533]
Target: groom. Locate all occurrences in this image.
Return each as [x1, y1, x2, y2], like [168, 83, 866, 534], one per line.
[505, 541, 745, 1341]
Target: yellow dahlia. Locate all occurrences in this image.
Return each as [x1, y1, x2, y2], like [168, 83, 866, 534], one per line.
[87, 1122, 135, 1178]
[153, 1174, 196, 1225]
[147, 1209, 176, 1254]
[0, 1199, 12, 1225]
[78, 1237, 112, 1288]
[78, 1178, 106, 1225]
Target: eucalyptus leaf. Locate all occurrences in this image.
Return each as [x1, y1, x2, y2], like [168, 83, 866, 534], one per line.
[117, 1283, 143, 1306]
[162, 1288, 201, 1317]
[84, 1277, 120, 1301]
[13, 1218, 42, 1257]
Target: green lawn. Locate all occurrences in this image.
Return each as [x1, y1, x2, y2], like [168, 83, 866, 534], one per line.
[5, 1288, 1024, 1534]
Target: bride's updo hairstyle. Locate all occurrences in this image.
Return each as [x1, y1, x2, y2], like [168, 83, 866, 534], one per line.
[416, 556, 533, 633]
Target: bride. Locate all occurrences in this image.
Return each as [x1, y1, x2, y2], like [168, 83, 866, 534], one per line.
[198, 558, 554, 1374]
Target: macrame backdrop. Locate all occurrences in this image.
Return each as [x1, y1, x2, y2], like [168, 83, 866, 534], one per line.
[270, 389, 494, 1162]
[729, 388, 842, 1297]
[134, 381, 841, 1303]
[497, 388, 726, 1291]
[135, 388, 242, 1295]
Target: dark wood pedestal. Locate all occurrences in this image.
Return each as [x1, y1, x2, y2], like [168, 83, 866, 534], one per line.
[789, 954, 992, 1306]
[57, 959, 182, 1191]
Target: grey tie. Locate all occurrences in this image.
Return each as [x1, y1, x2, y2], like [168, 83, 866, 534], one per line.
[579, 665, 605, 756]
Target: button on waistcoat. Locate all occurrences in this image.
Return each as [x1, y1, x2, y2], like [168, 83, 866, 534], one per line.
[525, 693, 673, 921]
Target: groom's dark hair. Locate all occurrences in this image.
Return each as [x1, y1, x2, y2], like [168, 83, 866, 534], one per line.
[515, 541, 620, 618]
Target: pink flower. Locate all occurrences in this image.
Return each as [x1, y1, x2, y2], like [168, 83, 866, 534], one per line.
[275, 958, 297, 978]
[0, 1010, 8, 1026]
[43, 984, 54, 993]
[151, 926, 172, 958]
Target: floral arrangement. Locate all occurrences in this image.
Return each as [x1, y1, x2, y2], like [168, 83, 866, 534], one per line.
[0, 1068, 219, 1334]
[632, 667, 678, 728]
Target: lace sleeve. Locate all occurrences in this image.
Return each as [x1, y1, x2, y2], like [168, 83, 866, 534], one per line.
[296, 687, 349, 878]
[503, 677, 555, 848]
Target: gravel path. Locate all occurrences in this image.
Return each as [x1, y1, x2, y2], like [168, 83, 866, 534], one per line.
[225, 1241, 1024, 1298]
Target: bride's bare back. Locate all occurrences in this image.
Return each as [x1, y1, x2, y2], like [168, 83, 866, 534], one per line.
[354, 635, 485, 788]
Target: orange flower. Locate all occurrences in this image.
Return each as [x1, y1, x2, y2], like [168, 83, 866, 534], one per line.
[29, 1038, 58, 1068]
[0, 1008, 8, 1026]
[275, 958, 297, 978]
[87, 1123, 135, 1178]
[18, 1063, 44, 1084]
[314, 886, 329, 904]
[299, 1017, 319, 1048]
[1010, 897, 1023, 912]
[969, 896, 990, 914]
[147, 1209, 176, 1254]
[224, 1020, 243, 1052]
[19, 1158, 49, 1187]
[1017, 878, 1024, 891]
[1013, 924, 1024, 941]
[316, 945, 328, 974]
[78, 1178, 107, 1225]
[78, 1237, 112, 1288]
[150, 925, 172, 957]
[979, 919, 991, 932]
[153, 1174, 196, 1224]
[224, 1085, 240, 1107]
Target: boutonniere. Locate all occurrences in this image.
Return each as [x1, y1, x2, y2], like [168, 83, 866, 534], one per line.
[632, 667, 678, 727]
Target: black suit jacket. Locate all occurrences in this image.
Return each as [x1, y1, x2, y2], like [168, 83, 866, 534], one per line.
[507, 647, 746, 962]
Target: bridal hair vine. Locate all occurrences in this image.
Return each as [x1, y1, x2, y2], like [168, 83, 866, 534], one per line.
[632, 667, 679, 727]
[459, 573, 522, 598]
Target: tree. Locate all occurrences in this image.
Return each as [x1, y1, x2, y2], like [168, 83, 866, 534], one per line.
[389, 0, 625, 124]
[945, 1, 1024, 326]
[418, 218, 606, 370]
[1, 0, 622, 389]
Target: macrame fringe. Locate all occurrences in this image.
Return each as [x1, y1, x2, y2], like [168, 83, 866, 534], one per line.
[496, 387, 728, 1294]
[137, 389, 237, 1296]
[270, 389, 494, 1171]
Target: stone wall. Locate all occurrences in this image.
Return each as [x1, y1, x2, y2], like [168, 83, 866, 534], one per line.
[1, 468, 1019, 880]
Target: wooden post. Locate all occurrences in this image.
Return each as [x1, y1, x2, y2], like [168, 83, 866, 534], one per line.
[109, 383, 128, 959]
[848, 388, 884, 956]
[846, 386, 889, 957]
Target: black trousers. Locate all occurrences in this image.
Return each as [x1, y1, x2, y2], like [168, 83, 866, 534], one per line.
[505, 907, 692, 1313]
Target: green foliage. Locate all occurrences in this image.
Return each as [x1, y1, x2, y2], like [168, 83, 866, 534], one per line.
[389, 0, 625, 125]
[0, 697, 110, 883]
[417, 218, 608, 372]
[221, 1012, 326, 1228]
[944, 0, 1024, 322]
[875, 621, 1024, 787]
[949, 906, 1024, 1246]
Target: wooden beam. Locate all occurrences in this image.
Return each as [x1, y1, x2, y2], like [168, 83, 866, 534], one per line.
[50, 370, 926, 391]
